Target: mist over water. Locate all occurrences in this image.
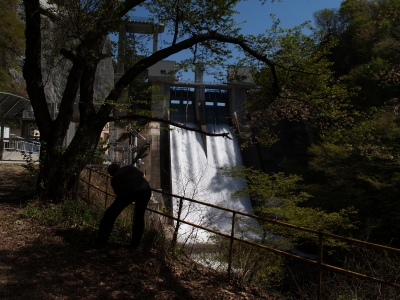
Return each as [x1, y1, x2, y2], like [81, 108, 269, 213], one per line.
[170, 124, 259, 244]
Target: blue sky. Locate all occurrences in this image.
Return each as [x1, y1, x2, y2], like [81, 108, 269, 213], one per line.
[235, 0, 342, 34]
[124, 0, 344, 80]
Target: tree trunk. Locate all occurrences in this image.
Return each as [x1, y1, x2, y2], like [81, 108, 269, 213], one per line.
[35, 121, 105, 202]
[35, 152, 82, 202]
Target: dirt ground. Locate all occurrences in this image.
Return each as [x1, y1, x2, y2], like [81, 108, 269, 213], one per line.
[0, 164, 284, 300]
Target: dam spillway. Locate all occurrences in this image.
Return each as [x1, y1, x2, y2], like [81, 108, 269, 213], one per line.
[170, 123, 258, 244]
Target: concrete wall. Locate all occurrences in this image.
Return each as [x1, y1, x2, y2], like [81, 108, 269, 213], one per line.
[151, 82, 171, 119]
[228, 86, 264, 170]
[135, 81, 172, 191]
[148, 61, 175, 79]
[227, 66, 254, 84]
[228, 86, 246, 116]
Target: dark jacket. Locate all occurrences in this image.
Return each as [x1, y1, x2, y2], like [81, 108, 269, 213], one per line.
[111, 165, 150, 197]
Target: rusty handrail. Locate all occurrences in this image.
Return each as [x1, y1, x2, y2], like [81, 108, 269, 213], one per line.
[80, 166, 400, 298]
[84, 167, 400, 254]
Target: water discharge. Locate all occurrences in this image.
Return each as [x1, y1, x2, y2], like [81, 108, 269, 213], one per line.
[170, 124, 259, 244]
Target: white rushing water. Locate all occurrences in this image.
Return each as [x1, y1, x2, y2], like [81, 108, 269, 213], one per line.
[170, 124, 260, 244]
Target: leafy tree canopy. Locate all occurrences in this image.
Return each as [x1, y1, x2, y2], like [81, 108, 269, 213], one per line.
[235, 21, 351, 147]
[0, 0, 25, 95]
[221, 166, 356, 248]
[241, 0, 400, 246]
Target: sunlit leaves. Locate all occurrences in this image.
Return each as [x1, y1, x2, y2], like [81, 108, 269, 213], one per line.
[0, 0, 25, 95]
[221, 166, 356, 245]
[236, 23, 350, 147]
[307, 109, 400, 242]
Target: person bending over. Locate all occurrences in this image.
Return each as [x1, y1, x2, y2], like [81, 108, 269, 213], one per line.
[94, 163, 151, 249]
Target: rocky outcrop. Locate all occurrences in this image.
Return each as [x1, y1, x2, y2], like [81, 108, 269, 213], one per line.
[93, 43, 115, 103]
[41, 38, 114, 105]
[16, 1, 114, 106]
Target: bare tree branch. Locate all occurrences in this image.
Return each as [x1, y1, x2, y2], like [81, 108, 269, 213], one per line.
[114, 0, 147, 19]
[106, 114, 233, 140]
[172, 0, 180, 46]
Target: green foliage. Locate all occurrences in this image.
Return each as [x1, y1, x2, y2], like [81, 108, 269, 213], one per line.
[20, 200, 103, 228]
[88, 137, 109, 165]
[21, 153, 39, 177]
[0, 69, 12, 92]
[207, 236, 286, 289]
[221, 166, 356, 247]
[20, 199, 137, 244]
[143, 0, 240, 71]
[313, 8, 347, 36]
[0, 0, 25, 95]
[239, 21, 350, 147]
[307, 110, 400, 244]
[342, 57, 398, 110]
[318, 246, 400, 300]
[242, 0, 400, 248]
[19, 198, 167, 248]
[320, 0, 400, 77]
[0, 0, 24, 65]
[221, 166, 309, 205]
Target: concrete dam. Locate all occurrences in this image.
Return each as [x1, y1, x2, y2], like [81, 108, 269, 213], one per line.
[168, 87, 258, 243]
[108, 18, 263, 243]
[109, 78, 261, 242]
[116, 77, 269, 243]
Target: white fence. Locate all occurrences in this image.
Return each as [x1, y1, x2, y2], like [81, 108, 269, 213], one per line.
[1, 136, 41, 155]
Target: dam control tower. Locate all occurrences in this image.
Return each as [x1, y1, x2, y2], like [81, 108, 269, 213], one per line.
[116, 16, 165, 75]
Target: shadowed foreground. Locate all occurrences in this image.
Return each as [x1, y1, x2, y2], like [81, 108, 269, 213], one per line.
[0, 164, 283, 300]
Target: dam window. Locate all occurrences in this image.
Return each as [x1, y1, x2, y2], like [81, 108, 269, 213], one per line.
[169, 88, 195, 123]
[160, 70, 167, 75]
[204, 89, 229, 125]
[170, 86, 194, 98]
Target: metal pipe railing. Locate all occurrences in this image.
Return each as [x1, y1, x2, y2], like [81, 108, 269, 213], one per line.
[81, 166, 400, 298]
[1, 137, 41, 154]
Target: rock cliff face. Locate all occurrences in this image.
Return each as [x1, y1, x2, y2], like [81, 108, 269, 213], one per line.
[40, 38, 114, 106]
[15, 1, 114, 106]
[13, 2, 114, 142]
[93, 46, 115, 103]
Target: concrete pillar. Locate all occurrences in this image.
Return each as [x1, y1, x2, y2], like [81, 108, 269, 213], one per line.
[153, 31, 158, 53]
[137, 82, 171, 191]
[194, 85, 207, 155]
[195, 85, 205, 125]
[151, 83, 170, 119]
[229, 86, 263, 170]
[0, 118, 4, 161]
[195, 65, 204, 83]
[140, 124, 161, 189]
[229, 86, 246, 117]
[117, 24, 126, 74]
